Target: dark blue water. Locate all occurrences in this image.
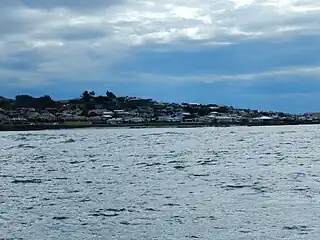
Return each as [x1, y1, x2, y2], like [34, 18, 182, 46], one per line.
[1, 125, 320, 239]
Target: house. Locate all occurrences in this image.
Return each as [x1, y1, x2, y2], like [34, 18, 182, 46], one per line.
[0, 113, 9, 124]
[9, 117, 28, 124]
[184, 118, 195, 122]
[181, 112, 191, 116]
[197, 116, 211, 123]
[114, 110, 131, 116]
[157, 115, 182, 122]
[102, 114, 113, 120]
[114, 110, 125, 114]
[309, 112, 320, 120]
[209, 106, 221, 111]
[208, 112, 222, 118]
[215, 116, 236, 123]
[107, 118, 123, 124]
[88, 116, 104, 123]
[103, 111, 114, 116]
[253, 116, 274, 122]
[187, 103, 200, 107]
[88, 109, 103, 117]
[26, 111, 40, 120]
[6, 110, 20, 118]
[127, 110, 139, 116]
[71, 116, 88, 122]
[208, 113, 237, 123]
[124, 117, 145, 123]
[45, 108, 58, 114]
[297, 116, 308, 121]
[39, 113, 56, 122]
[57, 113, 87, 122]
[58, 113, 73, 121]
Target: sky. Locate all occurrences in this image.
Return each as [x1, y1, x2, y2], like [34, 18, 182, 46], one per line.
[1, 0, 320, 113]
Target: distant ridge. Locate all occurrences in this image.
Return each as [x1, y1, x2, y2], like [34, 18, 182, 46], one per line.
[0, 96, 12, 101]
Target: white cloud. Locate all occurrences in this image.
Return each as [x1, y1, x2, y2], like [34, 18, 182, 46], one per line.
[2, 0, 320, 47]
[0, 0, 320, 86]
[133, 65, 320, 83]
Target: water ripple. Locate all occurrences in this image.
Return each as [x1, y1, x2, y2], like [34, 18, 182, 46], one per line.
[1, 125, 320, 239]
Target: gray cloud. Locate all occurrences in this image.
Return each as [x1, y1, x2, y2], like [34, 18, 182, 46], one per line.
[19, 0, 124, 10]
[134, 65, 320, 83]
[1, 0, 320, 87]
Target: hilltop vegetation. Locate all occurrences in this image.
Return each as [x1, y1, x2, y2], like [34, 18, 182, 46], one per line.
[0, 90, 288, 117]
[1, 90, 300, 127]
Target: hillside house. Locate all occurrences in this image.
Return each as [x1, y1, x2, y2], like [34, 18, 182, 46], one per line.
[39, 113, 56, 122]
[0, 113, 9, 124]
[124, 117, 145, 123]
[107, 118, 123, 124]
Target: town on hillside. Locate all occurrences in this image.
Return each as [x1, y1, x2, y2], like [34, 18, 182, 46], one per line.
[0, 91, 319, 127]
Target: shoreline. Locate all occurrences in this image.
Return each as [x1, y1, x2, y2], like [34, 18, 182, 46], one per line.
[1, 121, 320, 131]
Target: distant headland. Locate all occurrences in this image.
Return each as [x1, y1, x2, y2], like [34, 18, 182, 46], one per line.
[0, 91, 319, 131]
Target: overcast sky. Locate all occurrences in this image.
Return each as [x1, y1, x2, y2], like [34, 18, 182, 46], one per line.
[1, 0, 320, 113]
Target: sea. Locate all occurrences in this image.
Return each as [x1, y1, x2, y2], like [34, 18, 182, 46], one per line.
[0, 125, 320, 240]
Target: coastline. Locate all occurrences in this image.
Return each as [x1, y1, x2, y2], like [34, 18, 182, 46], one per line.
[1, 120, 320, 131]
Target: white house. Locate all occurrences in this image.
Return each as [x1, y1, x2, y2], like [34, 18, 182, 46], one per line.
[103, 111, 114, 116]
[9, 117, 28, 124]
[58, 113, 73, 121]
[124, 117, 145, 123]
[39, 113, 56, 121]
[215, 116, 235, 123]
[208, 114, 237, 123]
[197, 116, 211, 123]
[114, 110, 125, 114]
[102, 114, 113, 120]
[88, 109, 103, 116]
[254, 116, 273, 120]
[208, 111, 224, 117]
[26, 111, 40, 120]
[157, 115, 182, 122]
[253, 116, 274, 122]
[107, 118, 123, 124]
[71, 116, 88, 121]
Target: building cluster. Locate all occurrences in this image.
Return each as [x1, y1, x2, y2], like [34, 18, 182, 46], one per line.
[0, 97, 318, 125]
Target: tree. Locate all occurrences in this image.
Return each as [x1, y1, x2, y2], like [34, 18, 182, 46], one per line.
[117, 97, 126, 102]
[197, 107, 211, 116]
[15, 95, 34, 107]
[89, 91, 96, 97]
[79, 109, 88, 116]
[0, 100, 13, 110]
[81, 91, 91, 102]
[37, 95, 56, 109]
[85, 102, 95, 111]
[14, 94, 56, 109]
[106, 91, 116, 99]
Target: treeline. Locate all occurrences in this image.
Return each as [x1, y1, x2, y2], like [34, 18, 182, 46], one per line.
[0, 91, 289, 118]
[0, 90, 132, 111]
[80, 90, 117, 102]
[0, 90, 233, 115]
[0, 95, 56, 110]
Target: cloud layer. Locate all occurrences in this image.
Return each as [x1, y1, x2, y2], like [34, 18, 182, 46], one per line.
[1, 0, 320, 87]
